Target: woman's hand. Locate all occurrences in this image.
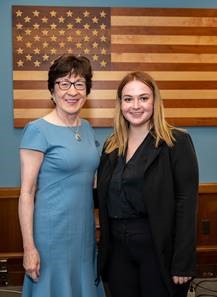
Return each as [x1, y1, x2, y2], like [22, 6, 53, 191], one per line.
[172, 276, 192, 285]
[23, 247, 40, 281]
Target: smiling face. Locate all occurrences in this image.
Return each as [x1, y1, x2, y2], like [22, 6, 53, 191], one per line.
[52, 73, 87, 116]
[120, 79, 154, 128]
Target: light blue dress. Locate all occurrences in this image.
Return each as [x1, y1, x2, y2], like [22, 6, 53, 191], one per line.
[20, 118, 105, 297]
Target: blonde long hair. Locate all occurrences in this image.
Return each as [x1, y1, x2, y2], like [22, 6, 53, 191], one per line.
[105, 71, 178, 155]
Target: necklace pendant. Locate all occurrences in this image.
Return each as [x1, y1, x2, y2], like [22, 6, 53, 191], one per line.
[75, 132, 81, 142]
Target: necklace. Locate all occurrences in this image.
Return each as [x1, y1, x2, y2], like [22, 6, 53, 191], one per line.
[70, 125, 81, 142]
[55, 110, 81, 141]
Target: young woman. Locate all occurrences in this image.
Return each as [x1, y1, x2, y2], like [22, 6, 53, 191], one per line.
[97, 71, 198, 297]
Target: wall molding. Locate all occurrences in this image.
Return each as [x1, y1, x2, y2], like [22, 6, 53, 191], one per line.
[0, 187, 20, 198]
[0, 183, 216, 198]
[199, 183, 217, 193]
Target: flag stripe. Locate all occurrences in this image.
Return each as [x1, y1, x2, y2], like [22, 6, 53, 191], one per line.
[111, 35, 217, 45]
[14, 89, 217, 100]
[14, 118, 114, 128]
[111, 53, 217, 63]
[111, 8, 217, 17]
[14, 107, 217, 118]
[110, 62, 217, 71]
[14, 89, 116, 100]
[111, 26, 217, 36]
[14, 99, 217, 108]
[13, 71, 217, 81]
[14, 99, 116, 108]
[14, 117, 217, 128]
[14, 80, 217, 90]
[14, 108, 115, 118]
[111, 16, 217, 27]
[112, 44, 217, 54]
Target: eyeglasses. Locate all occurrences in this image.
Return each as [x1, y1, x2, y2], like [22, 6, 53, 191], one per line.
[55, 80, 86, 91]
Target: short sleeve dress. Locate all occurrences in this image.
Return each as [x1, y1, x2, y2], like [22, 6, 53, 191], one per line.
[20, 118, 105, 297]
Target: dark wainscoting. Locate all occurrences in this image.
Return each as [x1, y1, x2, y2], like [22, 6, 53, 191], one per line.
[0, 184, 217, 285]
[196, 183, 217, 277]
[0, 188, 23, 286]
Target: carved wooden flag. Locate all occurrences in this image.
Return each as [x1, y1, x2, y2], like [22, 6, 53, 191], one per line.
[13, 6, 217, 127]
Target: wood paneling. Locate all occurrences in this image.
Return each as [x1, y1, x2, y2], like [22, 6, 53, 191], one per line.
[0, 188, 22, 253]
[0, 188, 24, 285]
[197, 183, 217, 277]
[0, 184, 217, 284]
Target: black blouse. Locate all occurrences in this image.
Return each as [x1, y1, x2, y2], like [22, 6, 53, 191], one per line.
[107, 135, 150, 219]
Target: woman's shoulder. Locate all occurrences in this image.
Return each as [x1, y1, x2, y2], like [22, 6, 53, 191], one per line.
[81, 118, 92, 129]
[22, 118, 54, 142]
[171, 128, 191, 143]
[20, 119, 49, 151]
[170, 128, 195, 153]
[24, 118, 46, 130]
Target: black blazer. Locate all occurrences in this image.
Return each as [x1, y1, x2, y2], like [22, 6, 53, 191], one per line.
[96, 130, 199, 296]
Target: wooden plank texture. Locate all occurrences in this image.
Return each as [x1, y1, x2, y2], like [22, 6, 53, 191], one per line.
[12, 6, 217, 127]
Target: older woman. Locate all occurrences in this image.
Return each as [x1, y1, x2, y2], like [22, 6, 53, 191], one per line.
[18, 54, 105, 297]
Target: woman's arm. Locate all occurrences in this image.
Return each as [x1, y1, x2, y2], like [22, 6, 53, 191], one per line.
[18, 149, 44, 281]
[170, 131, 199, 284]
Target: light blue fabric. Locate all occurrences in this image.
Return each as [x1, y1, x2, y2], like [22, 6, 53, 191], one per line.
[20, 118, 105, 297]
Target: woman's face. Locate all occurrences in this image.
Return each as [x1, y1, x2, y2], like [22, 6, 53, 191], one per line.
[121, 80, 154, 128]
[52, 73, 87, 116]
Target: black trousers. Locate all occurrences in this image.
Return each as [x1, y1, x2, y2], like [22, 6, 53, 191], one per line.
[107, 218, 189, 297]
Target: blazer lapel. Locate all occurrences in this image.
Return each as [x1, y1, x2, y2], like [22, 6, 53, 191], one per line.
[140, 134, 163, 176]
[98, 134, 163, 192]
[97, 149, 118, 196]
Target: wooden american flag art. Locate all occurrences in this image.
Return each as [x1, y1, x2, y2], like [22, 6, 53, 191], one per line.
[12, 6, 217, 127]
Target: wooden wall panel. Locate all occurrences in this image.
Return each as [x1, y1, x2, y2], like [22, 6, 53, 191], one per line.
[0, 188, 24, 285]
[0, 184, 217, 285]
[196, 183, 217, 277]
[0, 188, 22, 253]
[197, 183, 217, 248]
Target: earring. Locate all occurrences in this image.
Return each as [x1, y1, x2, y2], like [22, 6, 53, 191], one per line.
[51, 96, 56, 104]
